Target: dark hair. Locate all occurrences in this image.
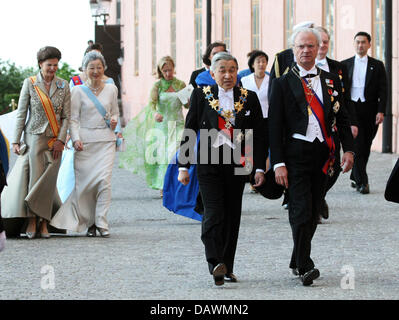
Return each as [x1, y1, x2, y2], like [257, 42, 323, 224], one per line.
[85, 43, 104, 55]
[246, 50, 260, 58]
[202, 42, 227, 66]
[354, 31, 371, 43]
[248, 50, 269, 73]
[37, 46, 62, 67]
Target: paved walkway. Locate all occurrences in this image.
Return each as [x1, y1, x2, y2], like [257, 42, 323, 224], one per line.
[0, 152, 398, 300]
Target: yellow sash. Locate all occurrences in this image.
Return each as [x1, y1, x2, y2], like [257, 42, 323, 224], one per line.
[29, 76, 59, 148]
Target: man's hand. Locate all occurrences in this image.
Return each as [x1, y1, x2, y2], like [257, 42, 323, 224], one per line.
[341, 151, 354, 173]
[252, 172, 265, 188]
[275, 166, 289, 189]
[52, 140, 64, 160]
[351, 125, 358, 139]
[178, 170, 190, 186]
[376, 112, 384, 125]
[73, 140, 84, 152]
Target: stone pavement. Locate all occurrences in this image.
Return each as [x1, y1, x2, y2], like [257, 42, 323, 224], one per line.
[1, 151, 399, 300]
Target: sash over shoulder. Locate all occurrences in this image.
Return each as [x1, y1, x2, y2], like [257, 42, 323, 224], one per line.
[29, 76, 59, 148]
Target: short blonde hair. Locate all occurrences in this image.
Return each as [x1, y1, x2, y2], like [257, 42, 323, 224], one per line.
[157, 56, 175, 79]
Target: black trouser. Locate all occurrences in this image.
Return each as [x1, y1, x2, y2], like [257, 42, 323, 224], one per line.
[350, 101, 379, 186]
[285, 139, 328, 274]
[197, 163, 246, 274]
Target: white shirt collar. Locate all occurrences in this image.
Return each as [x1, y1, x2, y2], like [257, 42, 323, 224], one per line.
[316, 58, 327, 66]
[355, 54, 368, 63]
[297, 64, 318, 77]
[218, 86, 234, 96]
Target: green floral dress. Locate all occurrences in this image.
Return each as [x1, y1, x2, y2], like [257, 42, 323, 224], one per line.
[119, 77, 188, 190]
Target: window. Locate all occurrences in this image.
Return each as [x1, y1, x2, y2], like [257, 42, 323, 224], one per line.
[195, 0, 203, 69]
[252, 0, 260, 50]
[285, 0, 295, 48]
[116, 0, 121, 25]
[171, 0, 177, 62]
[152, 0, 157, 73]
[373, 0, 385, 62]
[323, 0, 335, 58]
[134, 0, 139, 75]
[223, 0, 231, 50]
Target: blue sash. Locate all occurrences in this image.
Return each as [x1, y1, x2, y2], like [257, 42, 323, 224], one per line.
[80, 85, 122, 144]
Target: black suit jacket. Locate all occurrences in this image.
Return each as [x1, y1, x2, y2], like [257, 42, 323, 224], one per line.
[178, 85, 267, 172]
[189, 67, 206, 89]
[268, 48, 295, 100]
[268, 66, 354, 167]
[341, 56, 388, 115]
[326, 57, 358, 127]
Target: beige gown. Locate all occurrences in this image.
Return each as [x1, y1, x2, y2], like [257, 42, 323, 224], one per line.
[50, 84, 119, 233]
[1, 74, 70, 236]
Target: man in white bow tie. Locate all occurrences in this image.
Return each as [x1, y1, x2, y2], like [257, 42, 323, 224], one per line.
[341, 32, 388, 195]
[314, 27, 359, 222]
[269, 27, 355, 286]
[178, 52, 268, 286]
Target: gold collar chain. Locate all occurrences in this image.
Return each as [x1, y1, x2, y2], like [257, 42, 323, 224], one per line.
[202, 86, 248, 129]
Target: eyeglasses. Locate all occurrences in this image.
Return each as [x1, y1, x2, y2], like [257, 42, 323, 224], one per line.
[294, 44, 318, 50]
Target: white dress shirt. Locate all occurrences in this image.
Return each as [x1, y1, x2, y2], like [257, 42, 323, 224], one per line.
[212, 86, 235, 149]
[241, 73, 270, 118]
[292, 64, 324, 143]
[274, 64, 325, 171]
[351, 54, 368, 102]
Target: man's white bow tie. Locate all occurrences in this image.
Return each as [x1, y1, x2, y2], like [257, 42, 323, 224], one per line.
[316, 59, 327, 67]
[356, 56, 367, 63]
[219, 90, 233, 99]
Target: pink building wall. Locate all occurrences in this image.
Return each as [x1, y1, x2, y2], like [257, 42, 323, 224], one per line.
[103, 0, 398, 153]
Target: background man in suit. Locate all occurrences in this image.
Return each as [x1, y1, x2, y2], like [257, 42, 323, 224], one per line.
[178, 52, 267, 286]
[315, 26, 359, 221]
[269, 28, 354, 286]
[189, 42, 226, 88]
[341, 32, 388, 194]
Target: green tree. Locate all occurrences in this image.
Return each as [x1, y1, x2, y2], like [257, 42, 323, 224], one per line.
[0, 59, 34, 114]
[56, 62, 76, 81]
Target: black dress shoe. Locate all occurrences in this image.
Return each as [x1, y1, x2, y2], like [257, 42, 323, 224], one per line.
[300, 268, 320, 286]
[358, 184, 370, 194]
[351, 181, 358, 189]
[224, 273, 238, 282]
[291, 268, 299, 276]
[320, 199, 329, 219]
[212, 263, 227, 286]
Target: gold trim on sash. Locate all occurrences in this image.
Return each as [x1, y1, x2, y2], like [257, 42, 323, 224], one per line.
[29, 76, 59, 148]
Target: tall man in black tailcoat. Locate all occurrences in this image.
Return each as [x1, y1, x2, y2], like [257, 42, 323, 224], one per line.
[315, 26, 359, 220]
[269, 28, 355, 286]
[268, 21, 315, 209]
[178, 52, 268, 286]
[341, 32, 388, 194]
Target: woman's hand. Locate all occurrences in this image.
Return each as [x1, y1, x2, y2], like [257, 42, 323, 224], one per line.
[12, 143, 20, 155]
[178, 170, 190, 186]
[52, 140, 64, 160]
[74, 140, 84, 152]
[154, 113, 163, 122]
[110, 118, 118, 131]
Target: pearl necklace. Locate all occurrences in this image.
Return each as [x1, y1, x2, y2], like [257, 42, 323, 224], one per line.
[87, 84, 103, 95]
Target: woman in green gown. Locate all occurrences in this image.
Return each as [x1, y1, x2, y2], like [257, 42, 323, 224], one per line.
[120, 56, 188, 195]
